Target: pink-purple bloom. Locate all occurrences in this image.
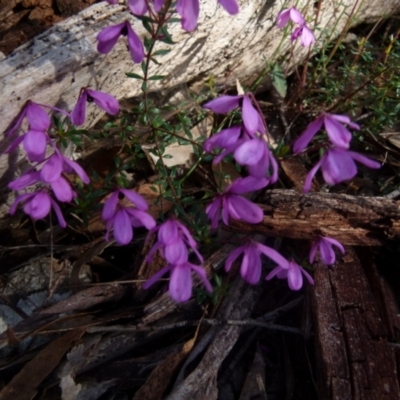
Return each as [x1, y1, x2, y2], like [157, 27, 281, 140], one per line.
[206, 176, 268, 229]
[71, 88, 120, 126]
[146, 218, 203, 264]
[225, 240, 290, 284]
[204, 95, 264, 136]
[309, 236, 345, 265]
[303, 147, 381, 193]
[293, 113, 360, 153]
[102, 188, 156, 245]
[96, 20, 144, 64]
[266, 259, 314, 291]
[143, 261, 212, 302]
[10, 190, 67, 228]
[276, 7, 315, 47]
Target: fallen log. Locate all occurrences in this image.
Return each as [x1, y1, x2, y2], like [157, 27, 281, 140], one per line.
[228, 189, 400, 246]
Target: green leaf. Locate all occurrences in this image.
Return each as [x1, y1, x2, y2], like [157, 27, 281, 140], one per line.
[153, 49, 171, 56]
[141, 81, 147, 92]
[125, 72, 143, 80]
[148, 75, 165, 81]
[271, 64, 287, 98]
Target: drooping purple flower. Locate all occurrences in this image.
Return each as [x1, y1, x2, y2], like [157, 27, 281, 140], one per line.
[71, 88, 120, 126]
[309, 236, 345, 265]
[96, 20, 144, 64]
[203, 95, 264, 136]
[276, 7, 305, 28]
[303, 147, 381, 193]
[146, 218, 203, 265]
[225, 240, 289, 284]
[266, 259, 314, 291]
[291, 24, 315, 47]
[294, 113, 360, 154]
[206, 176, 268, 229]
[143, 261, 212, 302]
[9, 190, 67, 228]
[102, 188, 156, 245]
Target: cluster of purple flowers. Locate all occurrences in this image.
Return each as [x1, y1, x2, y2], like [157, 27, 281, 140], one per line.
[143, 219, 212, 302]
[276, 7, 315, 47]
[293, 112, 381, 192]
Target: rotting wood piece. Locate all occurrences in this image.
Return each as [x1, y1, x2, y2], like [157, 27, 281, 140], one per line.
[227, 189, 400, 246]
[311, 248, 400, 399]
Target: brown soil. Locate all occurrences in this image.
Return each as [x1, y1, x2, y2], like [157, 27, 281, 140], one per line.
[0, 0, 98, 56]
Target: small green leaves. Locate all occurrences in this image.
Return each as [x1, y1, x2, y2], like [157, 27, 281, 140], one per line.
[271, 63, 287, 98]
[125, 72, 143, 80]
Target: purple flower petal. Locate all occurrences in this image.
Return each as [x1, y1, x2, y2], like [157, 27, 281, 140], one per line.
[126, 209, 156, 230]
[293, 116, 323, 154]
[300, 25, 315, 47]
[228, 195, 264, 224]
[86, 89, 120, 116]
[125, 22, 145, 63]
[62, 156, 90, 184]
[348, 151, 381, 170]
[203, 95, 242, 114]
[218, 0, 239, 14]
[120, 188, 149, 210]
[303, 159, 322, 193]
[330, 114, 360, 130]
[113, 209, 133, 244]
[25, 192, 51, 220]
[102, 191, 119, 221]
[319, 238, 336, 264]
[165, 238, 188, 264]
[5, 135, 25, 155]
[289, 7, 305, 25]
[127, 0, 148, 15]
[321, 148, 357, 185]
[8, 171, 40, 191]
[206, 196, 222, 229]
[49, 198, 67, 228]
[176, 0, 200, 32]
[23, 130, 47, 162]
[228, 176, 269, 194]
[234, 139, 265, 166]
[324, 115, 352, 149]
[287, 262, 304, 290]
[96, 22, 125, 54]
[71, 90, 88, 126]
[26, 102, 51, 131]
[41, 154, 63, 183]
[51, 177, 75, 202]
[154, 0, 166, 12]
[241, 96, 260, 135]
[309, 241, 318, 264]
[276, 9, 291, 28]
[323, 237, 345, 255]
[190, 263, 213, 292]
[241, 247, 261, 284]
[225, 246, 244, 272]
[143, 264, 172, 289]
[257, 243, 289, 267]
[204, 125, 242, 153]
[169, 264, 192, 302]
[9, 193, 35, 215]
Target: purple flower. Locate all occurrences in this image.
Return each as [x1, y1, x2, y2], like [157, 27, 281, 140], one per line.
[9, 190, 67, 228]
[203, 95, 264, 136]
[291, 24, 315, 47]
[146, 218, 203, 265]
[143, 261, 212, 302]
[102, 188, 156, 245]
[206, 176, 268, 229]
[266, 259, 314, 291]
[71, 88, 120, 126]
[96, 21, 144, 64]
[276, 7, 305, 28]
[309, 236, 345, 265]
[294, 113, 360, 154]
[303, 147, 381, 193]
[5, 101, 50, 138]
[175, 0, 238, 32]
[225, 240, 289, 284]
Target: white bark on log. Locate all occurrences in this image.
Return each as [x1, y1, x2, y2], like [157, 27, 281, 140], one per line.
[0, 0, 400, 217]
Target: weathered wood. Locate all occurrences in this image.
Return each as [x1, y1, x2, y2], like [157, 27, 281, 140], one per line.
[312, 248, 400, 399]
[227, 189, 400, 246]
